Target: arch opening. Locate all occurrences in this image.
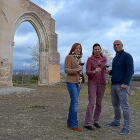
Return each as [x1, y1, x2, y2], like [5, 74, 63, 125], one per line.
[13, 21, 39, 84]
[11, 12, 50, 86]
[0, 1, 60, 87]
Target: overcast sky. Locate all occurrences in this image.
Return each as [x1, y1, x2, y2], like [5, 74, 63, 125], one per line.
[13, 0, 140, 74]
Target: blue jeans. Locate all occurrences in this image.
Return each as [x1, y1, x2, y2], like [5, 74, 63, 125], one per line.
[66, 82, 80, 128]
[111, 85, 131, 130]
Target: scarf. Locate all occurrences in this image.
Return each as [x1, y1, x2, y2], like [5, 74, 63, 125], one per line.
[72, 52, 83, 87]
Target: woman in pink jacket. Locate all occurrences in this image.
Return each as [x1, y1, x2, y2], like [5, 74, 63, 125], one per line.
[84, 43, 107, 131]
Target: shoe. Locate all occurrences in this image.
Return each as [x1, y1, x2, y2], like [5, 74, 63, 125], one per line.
[106, 122, 120, 127]
[120, 128, 129, 135]
[71, 127, 82, 131]
[84, 126, 94, 131]
[94, 123, 101, 128]
[67, 124, 70, 128]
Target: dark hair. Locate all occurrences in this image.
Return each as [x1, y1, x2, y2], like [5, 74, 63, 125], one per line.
[92, 43, 102, 56]
[68, 43, 82, 55]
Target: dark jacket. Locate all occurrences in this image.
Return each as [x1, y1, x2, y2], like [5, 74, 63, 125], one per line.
[86, 55, 107, 85]
[110, 50, 134, 85]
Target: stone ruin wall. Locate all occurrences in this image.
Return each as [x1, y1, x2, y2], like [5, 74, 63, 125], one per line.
[0, 0, 60, 87]
[20, 0, 60, 66]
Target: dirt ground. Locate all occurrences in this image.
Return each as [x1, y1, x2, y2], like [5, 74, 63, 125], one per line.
[0, 82, 140, 140]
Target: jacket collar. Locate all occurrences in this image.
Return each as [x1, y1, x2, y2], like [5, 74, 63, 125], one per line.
[89, 55, 106, 61]
[115, 49, 124, 57]
[71, 55, 79, 67]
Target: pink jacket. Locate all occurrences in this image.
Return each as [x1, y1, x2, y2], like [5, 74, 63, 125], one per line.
[86, 55, 107, 85]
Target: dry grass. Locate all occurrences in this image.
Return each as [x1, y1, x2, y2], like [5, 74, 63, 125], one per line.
[0, 82, 139, 140]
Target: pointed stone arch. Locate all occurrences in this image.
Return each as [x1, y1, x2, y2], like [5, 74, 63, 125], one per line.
[0, 0, 60, 87]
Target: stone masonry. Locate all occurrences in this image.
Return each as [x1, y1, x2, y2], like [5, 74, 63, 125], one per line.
[0, 0, 60, 87]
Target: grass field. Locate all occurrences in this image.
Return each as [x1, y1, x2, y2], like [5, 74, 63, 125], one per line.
[13, 81, 140, 109]
[1, 81, 140, 139]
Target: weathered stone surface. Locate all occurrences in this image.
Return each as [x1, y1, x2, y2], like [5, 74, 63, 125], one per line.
[137, 87, 140, 93]
[0, 68, 9, 77]
[0, 0, 60, 87]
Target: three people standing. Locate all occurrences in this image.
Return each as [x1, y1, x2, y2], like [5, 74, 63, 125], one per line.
[65, 40, 134, 135]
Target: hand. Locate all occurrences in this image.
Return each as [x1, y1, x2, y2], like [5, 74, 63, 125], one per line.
[97, 67, 101, 72]
[93, 67, 101, 74]
[121, 84, 127, 90]
[81, 84, 84, 90]
[77, 66, 83, 71]
[105, 69, 110, 74]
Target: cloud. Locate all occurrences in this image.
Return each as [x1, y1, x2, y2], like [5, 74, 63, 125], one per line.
[13, 22, 38, 69]
[53, 1, 115, 33]
[54, 0, 140, 34]
[13, 53, 32, 69]
[14, 33, 37, 53]
[41, 0, 65, 16]
[106, 21, 133, 37]
[110, 0, 140, 20]
[12, 0, 140, 74]
[15, 22, 37, 36]
[30, 0, 46, 7]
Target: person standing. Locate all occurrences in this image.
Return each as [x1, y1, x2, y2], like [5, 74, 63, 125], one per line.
[84, 43, 107, 131]
[106, 40, 134, 135]
[65, 43, 84, 131]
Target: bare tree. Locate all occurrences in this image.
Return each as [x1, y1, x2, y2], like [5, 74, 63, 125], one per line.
[28, 40, 39, 75]
[87, 48, 113, 64]
[12, 67, 33, 84]
[101, 48, 113, 65]
[12, 41, 39, 84]
[28, 41, 113, 74]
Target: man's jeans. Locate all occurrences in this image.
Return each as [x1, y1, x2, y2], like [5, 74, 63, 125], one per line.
[111, 85, 131, 130]
[66, 82, 80, 128]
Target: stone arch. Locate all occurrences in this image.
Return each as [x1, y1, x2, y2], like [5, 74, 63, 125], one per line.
[11, 12, 49, 85]
[0, 0, 60, 87]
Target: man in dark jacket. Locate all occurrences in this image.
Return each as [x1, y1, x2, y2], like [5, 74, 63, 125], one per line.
[106, 40, 134, 135]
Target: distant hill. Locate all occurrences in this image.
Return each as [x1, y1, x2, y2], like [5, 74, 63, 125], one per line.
[131, 74, 140, 81]
[132, 74, 140, 77]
